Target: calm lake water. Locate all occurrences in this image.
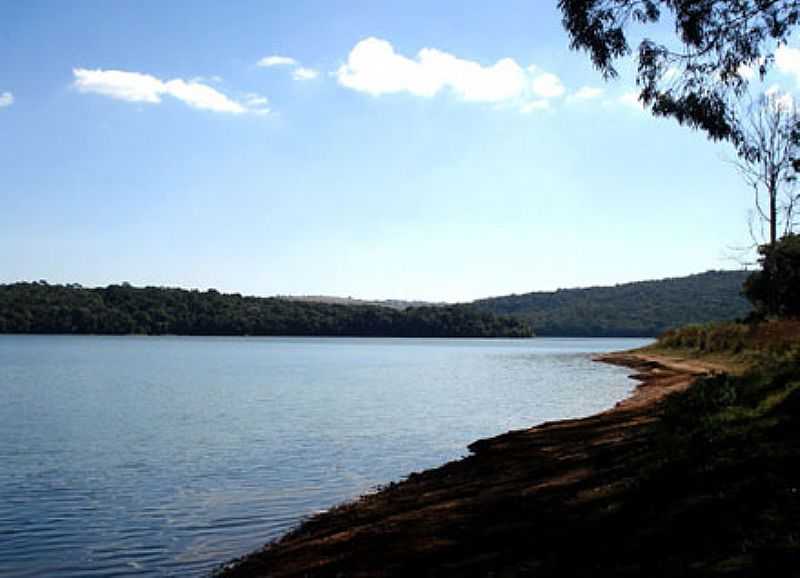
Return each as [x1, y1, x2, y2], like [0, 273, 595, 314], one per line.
[0, 335, 650, 577]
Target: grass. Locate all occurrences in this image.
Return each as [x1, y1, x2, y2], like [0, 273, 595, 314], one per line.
[638, 319, 800, 375]
[647, 320, 800, 454]
[654, 319, 800, 355]
[620, 319, 800, 574]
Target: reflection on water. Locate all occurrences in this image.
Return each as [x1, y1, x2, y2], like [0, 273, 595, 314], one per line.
[0, 335, 649, 576]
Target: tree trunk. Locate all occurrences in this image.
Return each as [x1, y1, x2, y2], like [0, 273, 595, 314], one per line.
[769, 172, 778, 246]
[769, 185, 778, 315]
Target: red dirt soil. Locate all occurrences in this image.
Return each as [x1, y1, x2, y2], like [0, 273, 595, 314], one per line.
[215, 352, 724, 577]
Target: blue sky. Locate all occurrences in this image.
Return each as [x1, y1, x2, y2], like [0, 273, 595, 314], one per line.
[2, 1, 799, 301]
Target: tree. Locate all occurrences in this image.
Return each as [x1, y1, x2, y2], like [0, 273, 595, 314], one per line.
[731, 92, 800, 246]
[558, 0, 800, 148]
[744, 233, 800, 316]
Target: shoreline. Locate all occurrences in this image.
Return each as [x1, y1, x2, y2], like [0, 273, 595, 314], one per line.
[216, 349, 714, 577]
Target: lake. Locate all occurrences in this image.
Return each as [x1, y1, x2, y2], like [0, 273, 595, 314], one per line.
[0, 335, 650, 577]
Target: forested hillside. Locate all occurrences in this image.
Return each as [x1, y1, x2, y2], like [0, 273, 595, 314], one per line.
[0, 282, 531, 338]
[0, 271, 751, 338]
[473, 270, 751, 337]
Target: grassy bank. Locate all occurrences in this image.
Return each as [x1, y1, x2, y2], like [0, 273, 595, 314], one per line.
[647, 319, 800, 360]
[621, 321, 800, 574]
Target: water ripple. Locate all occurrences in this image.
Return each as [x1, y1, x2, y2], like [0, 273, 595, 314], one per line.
[0, 335, 648, 576]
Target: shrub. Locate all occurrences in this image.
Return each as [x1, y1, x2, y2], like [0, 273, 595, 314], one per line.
[657, 322, 749, 353]
[744, 234, 800, 318]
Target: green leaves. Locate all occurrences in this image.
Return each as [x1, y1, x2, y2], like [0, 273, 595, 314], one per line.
[560, 0, 800, 147]
[745, 233, 800, 317]
[0, 282, 533, 338]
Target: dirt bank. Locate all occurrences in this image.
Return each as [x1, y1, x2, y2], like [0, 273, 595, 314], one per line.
[214, 352, 753, 577]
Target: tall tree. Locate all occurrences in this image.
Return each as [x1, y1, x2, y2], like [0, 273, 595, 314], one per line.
[732, 92, 800, 246]
[559, 0, 800, 148]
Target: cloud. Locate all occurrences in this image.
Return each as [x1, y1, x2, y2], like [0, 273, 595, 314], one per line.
[258, 55, 319, 82]
[775, 46, 800, 84]
[73, 69, 164, 103]
[0, 91, 13, 108]
[520, 99, 550, 113]
[244, 93, 269, 107]
[335, 37, 565, 110]
[292, 67, 319, 81]
[257, 55, 297, 67]
[738, 64, 755, 80]
[765, 84, 794, 111]
[72, 68, 268, 114]
[619, 90, 645, 110]
[568, 86, 603, 102]
[733, 56, 765, 81]
[162, 79, 249, 113]
[528, 68, 565, 98]
[191, 75, 223, 84]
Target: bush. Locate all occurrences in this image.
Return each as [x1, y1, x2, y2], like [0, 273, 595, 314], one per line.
[658, 322, 749, 353]
[662, 373, 739, 428]
[744, 233, 800, 318]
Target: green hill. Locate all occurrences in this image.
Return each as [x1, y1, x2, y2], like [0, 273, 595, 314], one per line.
[0, 282, 531, 338]
[472, 270, 752, 337]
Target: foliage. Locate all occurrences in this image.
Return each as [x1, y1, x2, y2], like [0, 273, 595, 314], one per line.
[657, 318, 800, 357]
[654, 346, 800, 462]
[0, 282, 532, 338]
[744, 233, 800, 317]
[474, 270, 751, 337]
[559, 0, 800, 148]
[624, 347, 800, 574]
[661, 371, 741, 432]
[657, 321, 751, 353]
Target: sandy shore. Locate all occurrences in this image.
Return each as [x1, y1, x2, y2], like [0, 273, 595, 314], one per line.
[215, 351, 717, 577]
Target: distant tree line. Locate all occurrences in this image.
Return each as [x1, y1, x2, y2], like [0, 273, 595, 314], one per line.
[473, 270, 752, 337]
[0, 282, 532, 338]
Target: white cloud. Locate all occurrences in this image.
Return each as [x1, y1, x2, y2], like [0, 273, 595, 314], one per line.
[73, 69, 164, 103]
[292, 67, 319, 81]
[244, 93, 269, 107]
[568, 85, 603, 101]
[72, 68, 268, 114]
[191, 75, 223, 84]
[738, 64, 755, 80]
[258, 55, 319, 82]
[520, 99, 550, 113]
[257, 55, 297, 67]
[529, 68, 565, 98]
[775, 46, 800, 85]
[335, 37, 565, 110]
[619, 90, 645, 110]
[336, 38, 443, 97]
[738, 63, 756, 81]
[162, 79, 247, 113]
[0, 91, 13, 108]
[765, 84, 794, 111]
